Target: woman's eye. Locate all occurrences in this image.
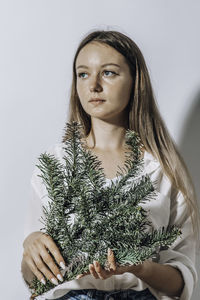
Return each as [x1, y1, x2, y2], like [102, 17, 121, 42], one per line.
[78, 72, 88, 78]
[103, 70, 116, 77]
[77, 71, 117, 79]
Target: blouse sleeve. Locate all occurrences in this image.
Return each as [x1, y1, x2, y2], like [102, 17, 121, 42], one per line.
[23, 165, 49, 239]
[24, 143, 64, 239]
[157, 185, 198, 300]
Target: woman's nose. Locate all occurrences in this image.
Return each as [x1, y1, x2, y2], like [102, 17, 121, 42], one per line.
[89, 75, 103, 92]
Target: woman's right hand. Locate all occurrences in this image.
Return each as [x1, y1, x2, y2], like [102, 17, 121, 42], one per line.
[22, 231, 66, 286]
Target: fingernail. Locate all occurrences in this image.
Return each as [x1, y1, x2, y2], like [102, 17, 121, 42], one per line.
[51, 278, 58, 285]
[57, 274, 63, 282]
[40, 278, 46, 285]
[59, 262, 66, 270]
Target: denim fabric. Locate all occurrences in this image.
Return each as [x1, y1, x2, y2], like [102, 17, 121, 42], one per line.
[53, 288, 156, 300]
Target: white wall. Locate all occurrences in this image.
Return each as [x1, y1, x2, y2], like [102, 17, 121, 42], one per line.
[0, 0, 199, 299]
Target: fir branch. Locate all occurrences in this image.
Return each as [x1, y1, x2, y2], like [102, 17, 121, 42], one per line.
[30, 121, 182, 297]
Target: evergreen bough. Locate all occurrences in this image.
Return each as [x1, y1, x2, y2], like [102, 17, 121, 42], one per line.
[30, 121, 181, 297]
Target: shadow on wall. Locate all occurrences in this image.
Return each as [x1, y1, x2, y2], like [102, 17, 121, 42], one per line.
[179, 90, 200, 204]
[178, 90, 200, 300]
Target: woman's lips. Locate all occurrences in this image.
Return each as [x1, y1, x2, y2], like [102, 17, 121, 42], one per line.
[89, 98, 106, 106]
[89, 99, 106, 106]
[89, 98, 106, 102]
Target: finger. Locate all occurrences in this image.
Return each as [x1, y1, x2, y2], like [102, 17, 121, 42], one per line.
[93, 261, 111, 280]
[23, 233, 64, 284]
[107, 248, 116, 271]
[32, 253, 59, 285]
[76, 271, 90, 279]
[76, 274, 84, 279]
[43, 234, 66, 270]
[40, 246, 64, 282]
[89, 264, 99, 279]
[25, 256, 46, 285]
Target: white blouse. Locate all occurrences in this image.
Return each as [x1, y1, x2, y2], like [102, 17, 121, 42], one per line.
[23, 143, 198, 300]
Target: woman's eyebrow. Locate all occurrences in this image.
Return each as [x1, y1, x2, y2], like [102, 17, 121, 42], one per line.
[76, 63, 121, 70]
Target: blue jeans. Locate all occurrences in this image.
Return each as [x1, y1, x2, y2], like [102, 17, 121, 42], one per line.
[53, 288, 156, 300]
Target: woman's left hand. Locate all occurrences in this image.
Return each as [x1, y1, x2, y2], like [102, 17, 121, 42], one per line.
[76, 248, 143, 280]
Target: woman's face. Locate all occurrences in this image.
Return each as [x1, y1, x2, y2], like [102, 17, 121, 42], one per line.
[75, 42, 133, 124]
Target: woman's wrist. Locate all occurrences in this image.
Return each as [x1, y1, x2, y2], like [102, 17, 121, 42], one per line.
[130, 259, 152, 278]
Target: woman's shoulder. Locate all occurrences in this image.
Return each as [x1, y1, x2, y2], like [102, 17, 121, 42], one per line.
[45, 142, 66, 159]
[31, 142, 65, 178]
[30, 143, 66, 197]
[143, 150, 173, 197]
[143, 150, 161, 174]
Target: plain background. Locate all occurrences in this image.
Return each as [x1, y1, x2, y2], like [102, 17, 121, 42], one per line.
[0, 0, 200, 299]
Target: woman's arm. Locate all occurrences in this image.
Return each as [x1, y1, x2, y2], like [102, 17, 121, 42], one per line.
[84, 255, 183, 298]
[133, 260, 184, 297]
[77, 248, 184, 297]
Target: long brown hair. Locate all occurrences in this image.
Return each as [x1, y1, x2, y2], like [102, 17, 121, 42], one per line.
[62, 30, 199, 242]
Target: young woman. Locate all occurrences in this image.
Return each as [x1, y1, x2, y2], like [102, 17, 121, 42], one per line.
[21, 30, 199, 300]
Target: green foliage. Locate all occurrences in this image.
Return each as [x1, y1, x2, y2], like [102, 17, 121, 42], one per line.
[30, 121, 181, 296]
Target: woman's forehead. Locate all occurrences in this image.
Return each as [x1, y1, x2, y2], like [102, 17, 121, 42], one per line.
[75, 42, 126, 68]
